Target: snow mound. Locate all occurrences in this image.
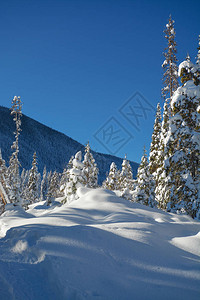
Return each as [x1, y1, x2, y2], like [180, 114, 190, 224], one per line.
[0, 189, 200, 300]
[171, 231, 200, 257]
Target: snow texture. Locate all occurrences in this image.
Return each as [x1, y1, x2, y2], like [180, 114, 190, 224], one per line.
[0, 189, 199, 300]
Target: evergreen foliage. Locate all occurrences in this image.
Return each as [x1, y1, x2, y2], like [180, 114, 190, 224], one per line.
[103, 162, 120, 191]
[119, 155, 134, 192]
[133, 147, 155, 207]
[8, 96, 22, 204]
[83, 142, 98, 188]
[64, 151, 85, 203]
[28, 152, 40, 204]
[162, 15, 178, 100]
[149, 103, 162, 175]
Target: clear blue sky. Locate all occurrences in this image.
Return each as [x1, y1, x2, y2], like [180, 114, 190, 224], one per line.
[0, 0, 200, 164]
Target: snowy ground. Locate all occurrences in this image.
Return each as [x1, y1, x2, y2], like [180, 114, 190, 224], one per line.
[0, 188, 200, 300]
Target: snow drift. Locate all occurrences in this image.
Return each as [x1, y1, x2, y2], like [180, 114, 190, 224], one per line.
[0, 188, 200, 300]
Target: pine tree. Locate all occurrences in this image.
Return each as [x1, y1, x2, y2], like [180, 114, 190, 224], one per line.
[162, 15, 178, 101]
[133, 147, 155, 207]
[119, 155, 134, 192]
[0, 149, 10, 208]
[21, 169, 29, 203]
[162, 56, 200, 217]
[83, 142, 98, 188]
[60, 156, 74, 200]
[64, 151, 85, 203]
[27, 152, 39, 204]
[47, 171, 60, 205]
[103, 162, 120, 191]
[149, 103, 162, 175]
[8, 96, 22, 204]
[40, 166, 48, 200]
[155, 101, 170, 209]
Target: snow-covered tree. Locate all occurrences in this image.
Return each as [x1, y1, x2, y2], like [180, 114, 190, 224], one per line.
[149, 103, 162, 175]
[155, 101, 170, 209]
[133, 147, 155, 207]
[0, 149, 11, 207]
[103, 162, 120, 191]
[40, 166, 48, 200]
[119, 155, 134, 192]
[162, 15, 178, 101]
[162, 57, 200, 217]
[60, 155, 74, 198]
[8, 96, 22, 204]
[83, 142, 98, 188]
[27, 152, 40, 204]
[64, 151, 85, 203]
[47, 171, 60, 205]
[20, 169, 29, 203]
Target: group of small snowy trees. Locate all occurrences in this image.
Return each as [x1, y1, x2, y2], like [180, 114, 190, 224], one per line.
[61, 142, 99, 203]
[102, 155, 134, 199]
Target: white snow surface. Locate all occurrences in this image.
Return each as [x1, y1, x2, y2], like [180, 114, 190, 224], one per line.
[0, 188, 200, 300]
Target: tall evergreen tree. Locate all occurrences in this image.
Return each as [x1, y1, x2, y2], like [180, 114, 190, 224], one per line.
[40, 166, 48, 200]
[27, 152, 40, 204]
[162, 15, 178, 101]
[47, 171, 60, 205]
[155, 101, 170, 209]
[162, 55, 200, 217]
[83, 142, 99, 188]
[149, 103, 162, 175]
[0, 149, 10, 207]
[8, 96, 22, 204]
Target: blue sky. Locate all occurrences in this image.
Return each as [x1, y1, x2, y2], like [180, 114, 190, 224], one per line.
[0, 0, 200, 164]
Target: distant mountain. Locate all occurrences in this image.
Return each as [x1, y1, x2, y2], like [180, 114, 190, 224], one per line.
[0, 106, 138, 183]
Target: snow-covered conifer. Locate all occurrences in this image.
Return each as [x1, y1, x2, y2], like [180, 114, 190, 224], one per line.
[149, 103, 162, 175]
[60, 156, 74, 200]
[64, 151, 85, 203]
[47, 171, 60, 205]
[119, 155, 134, 192]
[133, 147, 155, 207]
[103, 162, 120, 191]
[162, 15, 178, 100]
[162, 60, 200, 217]
[83, 142, 98, 188]
[27, 152, 40, 204]
[155, 101, 170, 208]
[8, 96, 22, 204]
[40, 166, 48, 200]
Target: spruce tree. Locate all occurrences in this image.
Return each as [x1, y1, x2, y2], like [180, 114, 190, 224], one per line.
[149, 103, 162, 175]
[40, 166, 48, 200]
[8, 96, 22, 204]
[133, 147, 155, 207]
[83, 142, 98, 188]
[155, 101, 170, 209]
[103, 162, 120, 191]
[27, 152, 39, 204]
[47, 171, 60, 205]
[162, 15, 178, 101]
[162, 56, 200, 217]
[0, 149, 10, 207]
[119, 155, 134, 192]
[64, 151, 85, 203]
[60, 156, 74, 200]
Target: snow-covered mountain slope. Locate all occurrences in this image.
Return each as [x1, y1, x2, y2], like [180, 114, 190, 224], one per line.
[0, 189, 199, 300]
[0, 106, 138, 183]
